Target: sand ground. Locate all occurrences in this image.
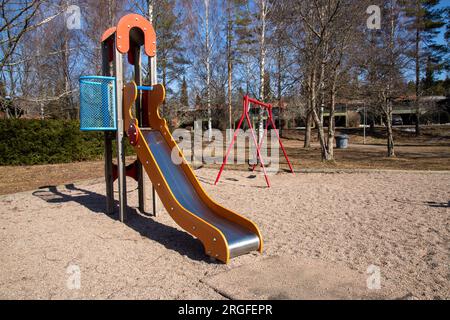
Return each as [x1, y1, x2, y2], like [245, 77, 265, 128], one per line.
[0, 169, 448, 299]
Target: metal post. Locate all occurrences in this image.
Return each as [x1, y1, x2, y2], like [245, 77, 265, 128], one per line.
[214, 97, 247, 185]
[134, 46, 147, 214]
[104, 132, 114, 214]
[102, 42, 114, 215]
[268, 109, 294, 174]
[215, 95, 271, 187]
[114, 49, 127, 222]
[148, 7, 158, 217]
[363, 105, 366, 145]
[345, 105, 349, 128]
[250, 103, 294, 175]
[150, 56, 157, 216]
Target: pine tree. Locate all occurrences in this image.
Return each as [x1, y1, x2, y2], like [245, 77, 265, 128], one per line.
[195, 94, 202, 110]
[445, 6, 450, 43]
[234, 1, 256, 94]
[150, 0, 187, 115]
[422, 57, 435, 94]
[404, 0, 447, 135]
[224, 0, 252, 135]
[180, 77, 189, 108]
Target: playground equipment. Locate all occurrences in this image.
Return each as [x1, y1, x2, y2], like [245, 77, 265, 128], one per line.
[215, 95, 294, 188]
[79, 13, 262, 263]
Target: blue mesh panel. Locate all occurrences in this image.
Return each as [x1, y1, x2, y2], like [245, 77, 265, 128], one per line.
[79, 76, 117, 131]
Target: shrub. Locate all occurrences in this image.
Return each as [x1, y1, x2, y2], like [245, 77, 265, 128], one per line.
[0, 119, 134, 165]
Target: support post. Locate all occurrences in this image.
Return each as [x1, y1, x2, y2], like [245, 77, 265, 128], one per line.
[134, 46, 147, 214]
[115, 49, 127, 222]
[152, 186, 157, 217]
[104, 132, 114, 214]
[102, 41, 114, 215]
[215, 95, 270, 187]
[148, 28, 158, 217]
[215, 95, 294, 187]
[345, 105, 349, 128]
[363, 105, 366, 145]
[267, 109, 294, 174]
[214, 116, 244, 184]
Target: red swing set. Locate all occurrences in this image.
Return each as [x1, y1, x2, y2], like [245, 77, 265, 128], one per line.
[215, 95, 294, 188]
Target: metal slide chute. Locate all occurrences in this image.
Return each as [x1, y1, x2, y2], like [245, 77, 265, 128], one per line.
[123, 82, 263, 263]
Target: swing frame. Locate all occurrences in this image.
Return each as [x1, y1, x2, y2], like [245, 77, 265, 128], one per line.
[214, 95, 294, 188]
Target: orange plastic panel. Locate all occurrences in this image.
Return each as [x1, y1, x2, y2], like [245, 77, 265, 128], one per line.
[101, 27, 116, 43]
[116, 14, 156, 57]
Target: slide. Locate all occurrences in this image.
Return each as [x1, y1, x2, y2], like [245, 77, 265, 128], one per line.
[123, 82, 263, 263]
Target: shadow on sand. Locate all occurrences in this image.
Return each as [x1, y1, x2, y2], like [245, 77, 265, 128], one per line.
[424, 200, 449, 208]
[32, 183, 214, 263]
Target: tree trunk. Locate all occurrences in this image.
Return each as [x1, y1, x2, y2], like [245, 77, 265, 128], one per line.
[147, 0, 158, 109]
[386, 119, 395, 157]
[304, 111, 312, 148]
[63, 29, 73, 119]
[316, 27, 329, 160]
[277, 46, 283, 137]
[386, 0, 396, 158]
[204, 0, 212, 141]
[162, 64, 167, 116]
[318, 42, 328, 130]
[304, 70, 314, 148]
[385, 103, 396, 157]
[414, 0, 421, 136]
[7, 65, 15, 118]
[258, 0, 267, 144]
[312, 109, 330, 161]
[326, 75, 337, 160]
[226, 3, 233, 139]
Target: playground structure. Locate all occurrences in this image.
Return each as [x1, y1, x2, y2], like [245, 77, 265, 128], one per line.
[215, 95, 294, 188]
[79, 13, 262, 263]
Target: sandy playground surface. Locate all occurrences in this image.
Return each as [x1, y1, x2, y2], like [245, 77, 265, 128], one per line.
[0, 168, 448, 299]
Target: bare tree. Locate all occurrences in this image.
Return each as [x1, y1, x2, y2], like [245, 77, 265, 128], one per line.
[183, 0, 223, 138]
[0, 0, 42, 69]
[363, 0, 410, 157]
[294, 0, 343, 160]
[0, 1, 82, 118]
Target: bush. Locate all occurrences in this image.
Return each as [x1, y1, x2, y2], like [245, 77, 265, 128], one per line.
[0, 119, 134, 165]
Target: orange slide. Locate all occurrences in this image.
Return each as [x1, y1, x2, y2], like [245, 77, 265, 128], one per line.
[122, 82, 263, 263]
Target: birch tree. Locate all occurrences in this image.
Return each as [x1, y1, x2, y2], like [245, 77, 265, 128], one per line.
[205, 0, 212, 141]
[363, 0, 410, 157]
[226, 1, 233, 134]
[294, 0, 343, 160]
[183, 0, 222, 140]
[256, 0, 271, 143]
